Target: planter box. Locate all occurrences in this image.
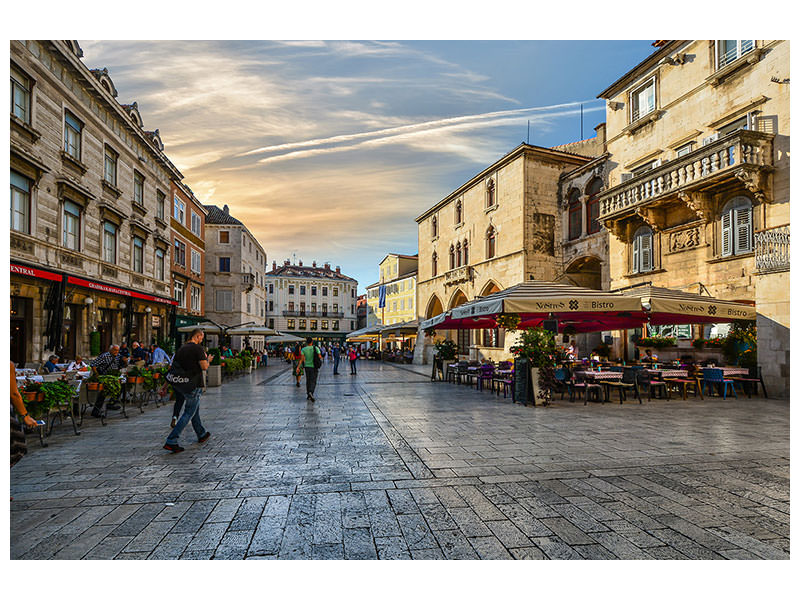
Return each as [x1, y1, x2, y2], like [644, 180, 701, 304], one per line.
[207, 365, 222, 387]
[637, 346, 725, 364]
[127, 376, 144, 384]
[86, 382, 102, 391]
[24, 391, 44, 402]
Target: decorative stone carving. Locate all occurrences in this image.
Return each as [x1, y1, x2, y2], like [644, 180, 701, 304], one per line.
[734, 168, 769, 203]
[677, 191, 714, 222]
[102, 265, 118, 278]
[634, 206, 665, 231]
[59, 251, 83, 268]
[669, 227, 701, 253]
[603, 219, 629, 243]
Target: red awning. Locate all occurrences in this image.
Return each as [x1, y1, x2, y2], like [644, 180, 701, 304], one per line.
[10, 263, 63, 282]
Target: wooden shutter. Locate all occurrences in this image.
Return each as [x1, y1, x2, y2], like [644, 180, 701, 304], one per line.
[640, 232, 652, 272]
[735, 207, 752, 254]
[631, 236, 640, 273]
[721, 210, 733, 256]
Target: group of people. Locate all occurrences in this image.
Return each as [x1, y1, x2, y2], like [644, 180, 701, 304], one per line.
[40, 341, 172, 376]
[288, 340, 360, 401]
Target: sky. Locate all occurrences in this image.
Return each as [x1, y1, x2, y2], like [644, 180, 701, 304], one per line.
[79, 40, 656, 292]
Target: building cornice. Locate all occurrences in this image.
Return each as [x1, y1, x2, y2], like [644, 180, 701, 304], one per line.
[597, 41, 689, 99]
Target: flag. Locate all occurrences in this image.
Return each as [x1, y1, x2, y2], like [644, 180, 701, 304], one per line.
[378, 285, 386, 308]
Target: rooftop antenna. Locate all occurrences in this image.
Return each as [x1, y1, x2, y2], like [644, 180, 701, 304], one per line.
[527, 120, 530, 144]
[580, 104, 584, 140]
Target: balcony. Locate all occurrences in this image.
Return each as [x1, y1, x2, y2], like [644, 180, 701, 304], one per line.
[599, 130, 774, 225]
[282, 310, 344, 318]
[444, 265, 473, 287]
[755, 224, 789, 274]
[242, 272, 255, 292]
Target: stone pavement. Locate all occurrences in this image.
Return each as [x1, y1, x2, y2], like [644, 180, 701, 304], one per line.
[10, 360, 790, 559]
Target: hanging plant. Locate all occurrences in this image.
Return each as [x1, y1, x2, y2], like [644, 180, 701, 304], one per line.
[495, 313, 521, 331]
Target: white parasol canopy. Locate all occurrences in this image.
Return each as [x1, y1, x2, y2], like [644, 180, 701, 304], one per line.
[225, 325, 279, 336]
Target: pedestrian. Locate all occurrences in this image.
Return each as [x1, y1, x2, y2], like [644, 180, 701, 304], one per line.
[348, 344, 358, 374]
[261, 348, 268, 368]
[163, 328, 211, 453]
[292, 343, 303, 387]
[332, 342, 341, 375]
[131, 340, 148, 364]
[300, 337, 322, 402]
[11, 361, 38, 468]
[319, 344, 327, 363]
[89, 344, 127, 417]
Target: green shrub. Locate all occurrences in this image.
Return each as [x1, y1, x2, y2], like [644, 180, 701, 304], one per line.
[510, 327, 556, 368]
[434, 339, 458, 360]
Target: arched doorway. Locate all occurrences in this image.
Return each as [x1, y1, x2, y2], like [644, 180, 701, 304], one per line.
[478, 281, 502, 348]
[425, 294, 444, 319]
[564, 255, 603, 290]
[448, 289, 470, 355]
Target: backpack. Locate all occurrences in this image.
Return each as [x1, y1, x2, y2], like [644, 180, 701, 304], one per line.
[165, 358, 202, 395]
[313, 346, 322, 369]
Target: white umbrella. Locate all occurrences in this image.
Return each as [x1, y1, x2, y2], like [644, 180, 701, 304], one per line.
[264, 333, 305, 344]
[225, 325, 278, 336]
[177, 322, 225, 333]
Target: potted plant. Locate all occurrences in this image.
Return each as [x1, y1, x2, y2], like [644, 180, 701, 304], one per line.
[692, 338, 706, 349]
[207, 348, 222, 387]
[434, 339, 458, 380]
[98, 375, 122, 402]
[85, 370, 102, 391]
[23, 380, 44, 403]
[126, 365, 144, 384]
[41, 380, 76, 413]
[510, 327, 557, 406]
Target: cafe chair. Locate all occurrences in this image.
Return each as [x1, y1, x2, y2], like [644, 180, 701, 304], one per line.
[701, 368, 738, 399]
[569, 371, 603, 405]
[637, 370, 670, 401]
[603, 367, 641, 404]
[729, 366, 768, 398]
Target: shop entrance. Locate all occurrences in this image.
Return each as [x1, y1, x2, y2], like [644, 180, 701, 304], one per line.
[98, 308, 114, 352]
[10, 296, 31, 366]
[61, 304, 81, 360]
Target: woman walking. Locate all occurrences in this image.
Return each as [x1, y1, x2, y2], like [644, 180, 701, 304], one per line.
[292, 343, 303, 387]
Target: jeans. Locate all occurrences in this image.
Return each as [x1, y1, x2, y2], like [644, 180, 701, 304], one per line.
[171, 391, 184, 419]
[350, 359, 357, 374]
[305, 367, 318, 396]
[166, 387, 206, 445]
[333, 355, 340, 373]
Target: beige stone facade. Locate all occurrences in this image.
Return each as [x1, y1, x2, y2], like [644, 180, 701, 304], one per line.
[596, 40, 789, 397]
[170, 180, 207, 322]
[10, 40, 181, 365]
[414, 143, 597, 363]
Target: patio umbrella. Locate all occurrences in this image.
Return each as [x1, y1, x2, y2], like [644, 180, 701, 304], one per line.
[346, 324, 384, 340]
[264, 333, 305, 344]
[225, 325, 278, 336]
[177, 322, 225, 334]
[618, 284, 756, 325]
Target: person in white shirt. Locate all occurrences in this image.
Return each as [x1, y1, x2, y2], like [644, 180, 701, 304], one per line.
[567, 340, 578, 360]
[66, 356, 90, 371]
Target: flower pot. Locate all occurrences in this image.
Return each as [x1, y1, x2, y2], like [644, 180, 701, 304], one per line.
[24, 391, 42, 402]
[87, 382, 103, 391]
[152, 373, 160, 379]
[207, 364, 222, 387]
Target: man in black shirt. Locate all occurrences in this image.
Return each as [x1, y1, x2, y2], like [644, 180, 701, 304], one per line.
[163, 329, 210, 453]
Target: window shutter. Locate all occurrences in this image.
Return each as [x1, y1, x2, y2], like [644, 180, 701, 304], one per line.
[734, 207, 752, 253]
[721, 211, 733, 256]
[640, 232, 652, 271]
[631, 237, 640, 273]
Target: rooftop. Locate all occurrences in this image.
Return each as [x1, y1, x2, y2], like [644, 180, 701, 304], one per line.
[266, 260, 357, 283]
[204, 204, 243, 226]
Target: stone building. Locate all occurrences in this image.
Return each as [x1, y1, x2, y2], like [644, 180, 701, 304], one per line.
[365, 253, 418, 327]
[170, 180, 207, 341]
[414, 142, 601, 364]
[356, 294, 367, 330]
[265, 260, 359, 342]
[10, 40, 180, 365]
[596, 39, 789, 397]
[203, 204, 268, 351]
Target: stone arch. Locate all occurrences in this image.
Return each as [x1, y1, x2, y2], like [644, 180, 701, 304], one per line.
[425, 294, 444, 319]
[564, 255, 603, 290]
[448, 289, 468, 310]
[479, 280, 502, 297]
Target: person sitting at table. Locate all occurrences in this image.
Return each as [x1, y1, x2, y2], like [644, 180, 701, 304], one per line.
[642, 348, 658, 363]
[41, 355, 63, 373]
[66, 356, 90, 371]
[89, 344, 128, 416]
[150, 343, 171, 365]
[566, 340, 578, 360]
[131, 340, 148, 364]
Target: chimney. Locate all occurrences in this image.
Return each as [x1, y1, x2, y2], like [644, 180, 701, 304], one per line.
[298, 260, 303, 266]
[284, 259, 290, 266]
[335, 266, 341, 274]
[223, 204, 229, 215]
[272, 260, 277, 271]
[312, 261, 317, 268]
[324, 262, 330, 270]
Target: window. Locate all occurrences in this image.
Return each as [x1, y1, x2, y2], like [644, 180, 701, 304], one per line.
[174, 240, 186, 267]
[322, 287, 328, 296]
[455, 199, 462, 224]
[173, 196, 185, 223]
[191, 249, 201, 274]
[298, 319, 305, 329]
[133, 236, 144, 273]
[630, 77, 656, 122]
[333, 321, 339, 331]
[288, 301, 295, 311]
[287, 319, 295, 330]
[133, 172, 145, 205]
[486, 179, 495, 207]
[455, 242, 462, 267]
[191, 286, 201, 312]
[11, 66, 32, 124]
[268, 283, 274, 294]
[156, 190, 165, 220]
[268, 318, 275, 329]
[288, 285, 295, 294]
[486, 226, 496, 259]
[333, 287, 338, 297]
[432, 251, 438, 277]
[102, 222, 117, 263]
[322, 320, 329, 330]
[191, 211, 202, 236]
[155, 248, 165, 280]
[449, 245, 455, 270]
[64, 110, 82, 160]
[310, 320, 318, 331]
[676, 142, 695, 157]
[311, 303, 317, 312]
[299, 285, 306, 295]
[333, 303, 338, 313]
[431, 215, 438, 238]
[719, 116, 749, 136]
[63, 201, 81, 250]
[268, 300, 274, 312]
[322, 303, 328, 316]
[311, 286, 317, 296]
[10, 170, 31, 234]
[632, 226, 654, 273]
[483, 328, 500, 348]
[104, 146, 118, 186]
[717, 40, 754, 69]
[351, 321, 356, 330]
[219, 230, 229, 243]
[567, 190, 582, 241]
[351, 289, 355, 298]
[215, 289, 233, 311]
[218, 256, 230, 272]
[721, 197, 753, 256]
[463, 240, 469, 265]
[174, 281, 185, 308]
[586, 179, 602, 235]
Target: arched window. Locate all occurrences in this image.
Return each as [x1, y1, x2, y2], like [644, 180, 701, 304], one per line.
[462, 239, 469, 265]
[721, 196, 753, 257]
[431, 215, 438, 238]
[455, 242, 462, 267]
[449, 244, 455, 270]
[486, 179, 495, 207]
[486, 226, 496, 259]
[455, 199, 462, 224]
[585, 178, 602, 234]
[431, 251, 438, 277]
[568, 189, 582, 240]
[632, 226, 654, 273]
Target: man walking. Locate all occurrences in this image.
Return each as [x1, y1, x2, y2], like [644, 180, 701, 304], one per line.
[90, 344, 127, 417]
[163, 328, 210, 453]
[300, 337, 322, 402]
[332, 342, 341, 375]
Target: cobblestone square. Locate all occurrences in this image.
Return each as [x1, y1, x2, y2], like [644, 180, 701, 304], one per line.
[10, 362, 789, 560]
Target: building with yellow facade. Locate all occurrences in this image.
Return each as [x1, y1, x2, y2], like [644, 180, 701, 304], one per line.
[365, 254, 418, 328]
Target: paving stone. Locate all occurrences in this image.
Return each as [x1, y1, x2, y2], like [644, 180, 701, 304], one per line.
[538, 517, 595, 546]
[468, 536, 513, 559]
[396, 513, 438, 550]
[447, 507, 492, 538]
[83, 536, 134, 559]
[573, 543, 618, 560]
[343, 527, 378, 559]
[147, 533, 194, 559]
[530, 536, 583, 560]
[374, 536, 411, 560]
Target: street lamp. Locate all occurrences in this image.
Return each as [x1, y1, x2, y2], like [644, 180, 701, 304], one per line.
[145, 307, 152, 313]
[119, 302, 126, 310]
[84, 297, 93, 305]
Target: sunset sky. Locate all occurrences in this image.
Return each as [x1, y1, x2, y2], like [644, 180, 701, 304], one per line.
[80, 40, 655, 291]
